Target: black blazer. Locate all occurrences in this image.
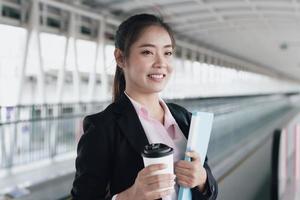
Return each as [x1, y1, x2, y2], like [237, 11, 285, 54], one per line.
[71, 94, 218, 200]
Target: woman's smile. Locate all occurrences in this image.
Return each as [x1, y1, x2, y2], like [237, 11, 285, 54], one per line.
[147, 73, 166, 82]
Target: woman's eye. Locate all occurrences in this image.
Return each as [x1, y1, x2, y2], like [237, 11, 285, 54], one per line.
[141, 50, 152, 55]
[165, 51, 173, 56]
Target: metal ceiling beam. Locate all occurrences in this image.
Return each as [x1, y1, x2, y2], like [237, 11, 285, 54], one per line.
[200, 0, 296, 8]
[1, 0, 299, 82]
[39, 0, 103, 21]
[108, 0, 188, 11]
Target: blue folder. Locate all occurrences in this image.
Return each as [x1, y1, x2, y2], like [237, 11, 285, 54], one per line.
[178, 112, 214, 200]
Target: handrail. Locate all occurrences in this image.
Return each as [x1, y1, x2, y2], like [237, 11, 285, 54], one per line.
[211, 106, 299, 183]
[271, 129, 281, 200]
[271, 111, 300, 200]
[0, 94, 288, 124]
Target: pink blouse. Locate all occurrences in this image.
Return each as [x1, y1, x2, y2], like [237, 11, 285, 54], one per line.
[112, 93, 187, 200]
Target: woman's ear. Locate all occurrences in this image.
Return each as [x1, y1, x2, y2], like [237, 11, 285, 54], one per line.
[114, 48, 125, 68]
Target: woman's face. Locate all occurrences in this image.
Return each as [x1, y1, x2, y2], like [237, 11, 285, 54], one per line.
[122, 25, 174, 95]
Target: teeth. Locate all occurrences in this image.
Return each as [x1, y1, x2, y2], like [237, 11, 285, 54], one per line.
[149, 74, 164, 79]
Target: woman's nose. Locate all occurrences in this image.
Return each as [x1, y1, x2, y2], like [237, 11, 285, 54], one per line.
[154, 54, 167, 68]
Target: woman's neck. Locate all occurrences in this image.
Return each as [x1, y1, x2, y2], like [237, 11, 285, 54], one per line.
[125, 90, 164, 123]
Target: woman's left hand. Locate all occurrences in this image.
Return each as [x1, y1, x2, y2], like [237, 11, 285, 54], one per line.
[174, 151, 207, 192]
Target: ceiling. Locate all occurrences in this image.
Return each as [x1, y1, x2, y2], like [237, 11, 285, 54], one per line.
[69, 0, 300, 81]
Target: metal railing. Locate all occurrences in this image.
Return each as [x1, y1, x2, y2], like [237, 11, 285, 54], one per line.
[0, 102, 109, 169]
[0, 94, 298, 170]
[0, 93, 299, 200]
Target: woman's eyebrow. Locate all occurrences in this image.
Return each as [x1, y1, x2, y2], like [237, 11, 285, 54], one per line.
[138, 44, 173, 48]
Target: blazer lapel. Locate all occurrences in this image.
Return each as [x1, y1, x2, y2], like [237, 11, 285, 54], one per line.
[114, 94, 149, 155]
[167, 104, 191, 139]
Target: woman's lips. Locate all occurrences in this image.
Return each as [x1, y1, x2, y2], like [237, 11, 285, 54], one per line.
[147, 74, 166, 81]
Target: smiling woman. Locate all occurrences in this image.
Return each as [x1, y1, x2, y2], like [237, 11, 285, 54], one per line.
[114, 25, 174, 99]
[71, 14, 218, 200]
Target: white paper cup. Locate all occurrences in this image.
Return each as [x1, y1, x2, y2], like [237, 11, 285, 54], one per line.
[142, 143, 174, 192]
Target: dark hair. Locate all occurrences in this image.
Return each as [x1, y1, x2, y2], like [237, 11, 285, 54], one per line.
[112, 13, 176, 102]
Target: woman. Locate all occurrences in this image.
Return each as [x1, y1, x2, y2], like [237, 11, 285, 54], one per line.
[71, 14, 218, 200]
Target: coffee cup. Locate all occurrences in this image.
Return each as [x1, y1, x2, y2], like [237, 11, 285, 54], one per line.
[142, 143, 174, 193]
[141, 143, 174, 175]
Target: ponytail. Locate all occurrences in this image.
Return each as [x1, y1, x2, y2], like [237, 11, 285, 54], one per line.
[113, 66, 125, 102]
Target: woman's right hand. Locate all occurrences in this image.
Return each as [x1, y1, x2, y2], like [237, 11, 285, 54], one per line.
[130, 164, 176, 200]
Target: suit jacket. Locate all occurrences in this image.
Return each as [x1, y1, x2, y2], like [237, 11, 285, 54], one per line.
[71, 93, 218, 200]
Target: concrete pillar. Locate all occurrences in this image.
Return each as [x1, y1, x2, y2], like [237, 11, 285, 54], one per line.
[100, 20, 108, 101]
[70, 14, 80, 102]
[16, 0, 45, 105]
[88, 19, 107, 101]
[56, 38, 68, 103]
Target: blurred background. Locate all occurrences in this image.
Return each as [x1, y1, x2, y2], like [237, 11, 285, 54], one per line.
[0, 0, 300, 199]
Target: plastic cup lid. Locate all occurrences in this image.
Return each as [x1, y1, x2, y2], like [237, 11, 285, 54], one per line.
[142, 143, 173, 158]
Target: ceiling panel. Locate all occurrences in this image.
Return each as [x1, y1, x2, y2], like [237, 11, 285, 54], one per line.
[77, 0, 300, 81]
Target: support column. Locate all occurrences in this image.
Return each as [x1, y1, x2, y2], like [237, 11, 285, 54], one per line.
[73, 38, 80, 102]
[34, 0, 46, 104]
[88, 18, 106, 102]
[56, 12, 80, 103]
[28, 0, 46, 104]
[16, 0, 45, 105]
[70, 14, 80, 102]
[88, 41, 97, 102]
[16, 28, 31, 105]
[56, 37, 69, 103]
[99, 20, 108, 101]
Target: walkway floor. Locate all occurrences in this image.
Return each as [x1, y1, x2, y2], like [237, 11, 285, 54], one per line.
[0, 152, 75, 200]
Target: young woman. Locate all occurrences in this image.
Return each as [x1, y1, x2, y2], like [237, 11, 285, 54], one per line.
[71, 14, 218, 200]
